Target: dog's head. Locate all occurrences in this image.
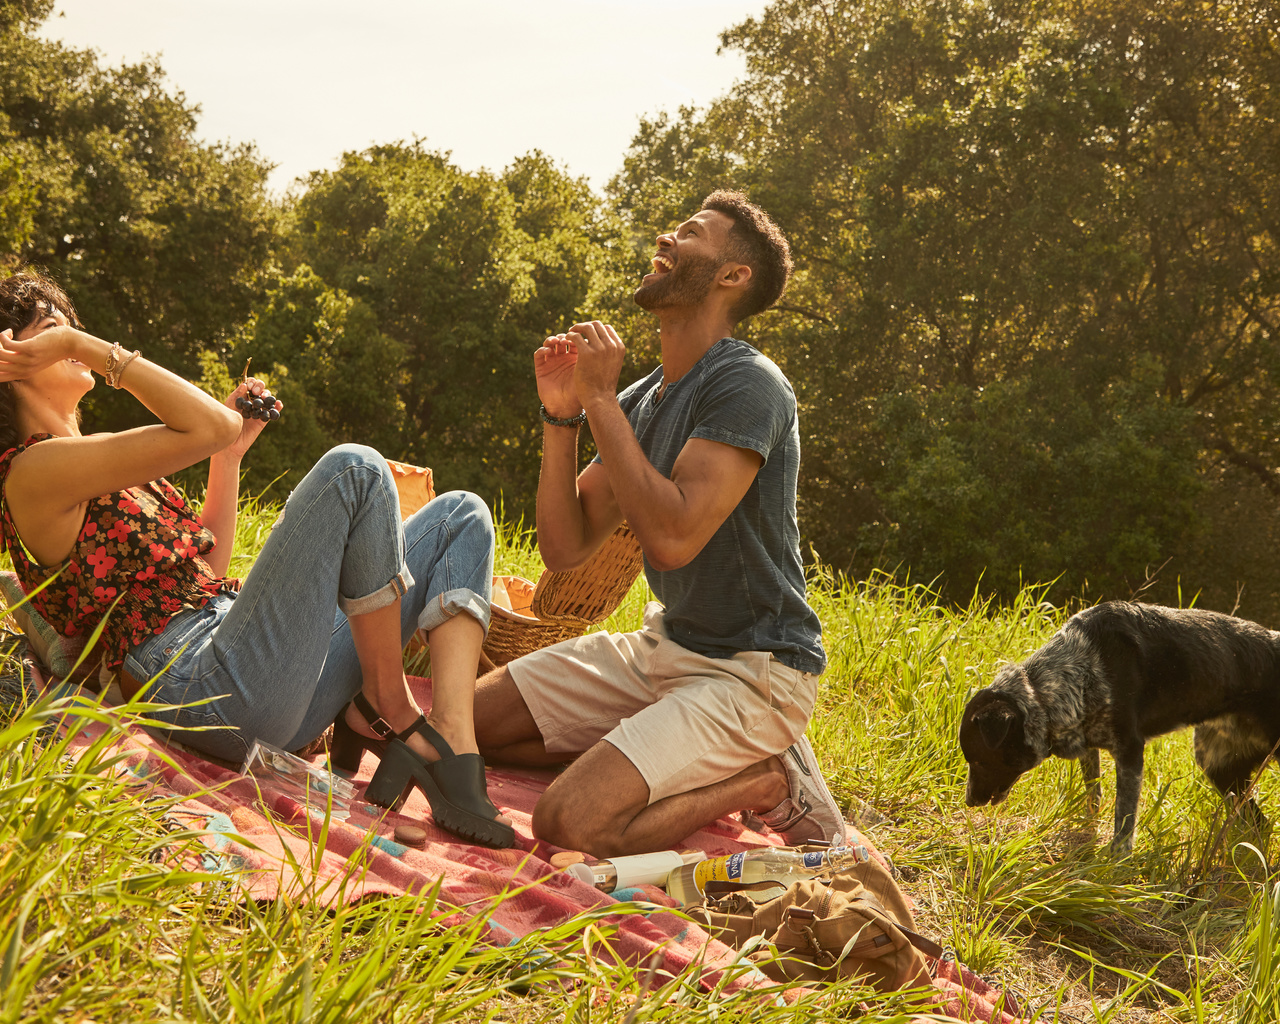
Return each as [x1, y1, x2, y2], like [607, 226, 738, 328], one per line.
[959, 682, 1044, 807]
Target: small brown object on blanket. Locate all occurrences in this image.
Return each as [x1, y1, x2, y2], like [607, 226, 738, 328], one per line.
[394, 824, 428, 849]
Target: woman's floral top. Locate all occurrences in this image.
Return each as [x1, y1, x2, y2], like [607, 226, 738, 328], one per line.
[0, 434, 236, 670]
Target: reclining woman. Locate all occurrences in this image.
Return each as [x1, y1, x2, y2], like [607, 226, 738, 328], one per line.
[0, 271, 512, 848]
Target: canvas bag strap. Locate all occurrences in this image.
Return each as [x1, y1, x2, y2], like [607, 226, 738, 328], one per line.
[844, 892, 946, 959]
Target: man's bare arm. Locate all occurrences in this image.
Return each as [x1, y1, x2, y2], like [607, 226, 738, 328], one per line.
[571, 321, 762, 571]
[585, 398, 760, 570]
[533, 333, 624, 571]
[535, 425, 624, 572]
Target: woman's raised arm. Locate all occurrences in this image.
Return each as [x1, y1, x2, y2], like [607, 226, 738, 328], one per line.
[1, 322, 242, 563]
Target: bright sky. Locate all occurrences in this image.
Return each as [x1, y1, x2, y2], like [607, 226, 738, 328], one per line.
[42, 0, 768, 196]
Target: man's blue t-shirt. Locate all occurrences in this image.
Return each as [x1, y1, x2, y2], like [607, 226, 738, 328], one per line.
[601, 338, 826, 675]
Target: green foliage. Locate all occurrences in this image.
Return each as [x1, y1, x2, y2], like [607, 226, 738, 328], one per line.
[0, 5, 277, 429]
[224, 265, 407, 494]
[5, 511, 1280, 1021]
[0, 0, 52, 31]
[0, 150, 33, 252]
[1232, 868, 1280, 1024]
[868, 365, 1203, 599]
[6, 0, 1280, 616]
[803, 569, 1280, 1021]
[0, 691, 596, 1022]
[611, 0, 1280, 613]
[0, 607, 924, 1021]
[251, 143, 633, 507]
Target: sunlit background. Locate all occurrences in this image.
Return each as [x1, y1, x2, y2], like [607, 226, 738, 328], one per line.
[43, 0, 768, 193]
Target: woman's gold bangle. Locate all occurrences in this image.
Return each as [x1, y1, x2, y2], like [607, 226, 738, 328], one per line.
[104, 343, 141, 389]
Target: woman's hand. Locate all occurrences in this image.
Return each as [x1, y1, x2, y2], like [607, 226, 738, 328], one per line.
[0, 324, 78, 381]
[218, 377, 282, 461]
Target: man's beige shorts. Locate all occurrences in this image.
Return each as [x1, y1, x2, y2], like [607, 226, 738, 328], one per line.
[507, 602, 818, 805]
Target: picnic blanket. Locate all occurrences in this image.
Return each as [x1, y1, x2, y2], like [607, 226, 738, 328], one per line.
[55, 675, 1022, 1021]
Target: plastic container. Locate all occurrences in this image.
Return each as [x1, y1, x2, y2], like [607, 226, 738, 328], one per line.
[241, 738, 359, 818]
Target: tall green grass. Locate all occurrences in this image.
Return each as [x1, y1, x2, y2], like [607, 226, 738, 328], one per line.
[2, 495, 1277, 1021]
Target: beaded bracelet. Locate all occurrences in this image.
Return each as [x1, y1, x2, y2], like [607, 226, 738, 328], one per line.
[540, 403, 587, 427]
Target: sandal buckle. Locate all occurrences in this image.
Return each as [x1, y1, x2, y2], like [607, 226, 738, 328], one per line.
[368, 716, 396, 739]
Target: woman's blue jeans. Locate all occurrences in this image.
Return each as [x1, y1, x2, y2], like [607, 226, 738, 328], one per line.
[123, 444, 495, 763]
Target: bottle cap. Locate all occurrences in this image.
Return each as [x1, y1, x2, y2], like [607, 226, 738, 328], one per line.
[550, 850, 586, 869]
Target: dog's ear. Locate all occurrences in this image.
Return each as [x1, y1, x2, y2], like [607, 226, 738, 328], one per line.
[976, 705, 1015, 750]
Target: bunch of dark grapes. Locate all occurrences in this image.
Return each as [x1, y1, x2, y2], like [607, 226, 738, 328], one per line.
[235, 390, 281, 422]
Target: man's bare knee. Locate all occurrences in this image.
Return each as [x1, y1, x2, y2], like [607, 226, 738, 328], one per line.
[531, 788, 583, 849]
[531, 742, 650, 857]
[532, 786, 627, 855]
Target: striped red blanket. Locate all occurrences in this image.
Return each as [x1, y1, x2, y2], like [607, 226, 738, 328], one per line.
[60, 675, 1023, 1021]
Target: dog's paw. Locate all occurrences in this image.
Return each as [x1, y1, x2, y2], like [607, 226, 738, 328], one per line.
[1107, 833, 1135, 858]
[1238, 797, 1271, 834]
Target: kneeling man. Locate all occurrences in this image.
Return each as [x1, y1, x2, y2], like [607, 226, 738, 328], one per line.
[474, 191, 839, 857]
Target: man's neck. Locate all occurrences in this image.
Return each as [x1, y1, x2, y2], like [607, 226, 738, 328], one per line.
[656, 306, 735, 383]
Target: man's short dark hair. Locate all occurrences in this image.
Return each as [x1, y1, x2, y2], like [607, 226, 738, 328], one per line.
[0, 268, 81, 334]
[700, 190, 793, 324]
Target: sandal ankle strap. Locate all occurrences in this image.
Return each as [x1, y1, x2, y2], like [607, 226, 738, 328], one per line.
[352, 692, 397, 740]
[403, 717, 457, 760]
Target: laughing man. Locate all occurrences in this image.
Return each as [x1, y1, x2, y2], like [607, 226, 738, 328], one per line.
[473, 191, 842, 857]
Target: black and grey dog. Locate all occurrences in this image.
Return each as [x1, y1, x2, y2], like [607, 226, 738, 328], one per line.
[960, 602, 1280, 853]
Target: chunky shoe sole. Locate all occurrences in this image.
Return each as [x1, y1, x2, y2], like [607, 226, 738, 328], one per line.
[364, 737, 515, 849]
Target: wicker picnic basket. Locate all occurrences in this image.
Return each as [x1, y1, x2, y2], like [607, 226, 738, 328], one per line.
[481, 522, 646, 669]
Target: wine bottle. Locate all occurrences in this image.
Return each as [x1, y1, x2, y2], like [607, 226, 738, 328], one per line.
[665, 843, 869, 905]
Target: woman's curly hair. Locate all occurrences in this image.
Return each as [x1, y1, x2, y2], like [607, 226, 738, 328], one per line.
[0, 270, 82, 454]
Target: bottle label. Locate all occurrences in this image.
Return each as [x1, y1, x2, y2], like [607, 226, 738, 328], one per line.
[608, 850, 684, 889]
[802, 851, 826, 869]
[693, 852, 746, 890]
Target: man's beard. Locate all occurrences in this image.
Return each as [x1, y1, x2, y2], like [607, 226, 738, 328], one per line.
[633, 251, 721, 312]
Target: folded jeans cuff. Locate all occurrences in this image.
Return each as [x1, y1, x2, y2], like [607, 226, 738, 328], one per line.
[338, 566, 415, 617]
[418, 587, 491, 635]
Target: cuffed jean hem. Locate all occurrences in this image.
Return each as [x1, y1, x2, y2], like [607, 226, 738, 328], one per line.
[418, 586, 491, 635]
[338, 566, 415, 617]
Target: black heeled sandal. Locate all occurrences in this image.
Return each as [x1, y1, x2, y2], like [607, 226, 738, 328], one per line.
[329, 692, 409, 776]
[364, 719, 515, 849]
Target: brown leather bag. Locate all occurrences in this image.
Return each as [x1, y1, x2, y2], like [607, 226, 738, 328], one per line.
[688, 855, 943, 991]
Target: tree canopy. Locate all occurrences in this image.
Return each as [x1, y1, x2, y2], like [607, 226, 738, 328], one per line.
[0, 0, 276, 435]
[6, 0, 1280, 616]
[235, 144, 635, 500]
[611, 0, 1280, 612]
